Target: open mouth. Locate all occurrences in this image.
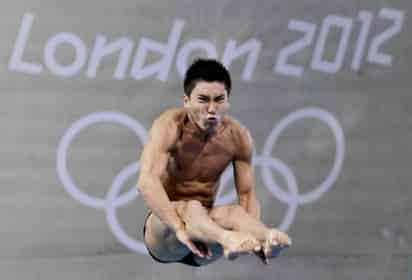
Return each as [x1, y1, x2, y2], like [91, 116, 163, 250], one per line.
[207, 117, 217, 122]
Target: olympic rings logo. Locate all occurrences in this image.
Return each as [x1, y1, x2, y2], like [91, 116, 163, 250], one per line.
[56, 107, 345, 255]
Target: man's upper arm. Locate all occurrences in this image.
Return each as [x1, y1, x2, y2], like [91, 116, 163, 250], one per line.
[138, 114, 177, 186]
[232, 125, 261, 218]
[233, 126, 256, 197]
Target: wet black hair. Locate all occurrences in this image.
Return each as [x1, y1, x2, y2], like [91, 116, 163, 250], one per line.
[183, 58, 232, 97]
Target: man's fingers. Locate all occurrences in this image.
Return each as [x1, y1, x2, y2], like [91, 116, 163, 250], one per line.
[187, 242, 204, 257]
[197, 241, 212, 258]
[207, 246, 212, 258]
[188, 241, 204, 257]
[176, 231, 205, 257]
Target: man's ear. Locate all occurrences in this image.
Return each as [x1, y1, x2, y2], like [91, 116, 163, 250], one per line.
[183, 94, 190, 107]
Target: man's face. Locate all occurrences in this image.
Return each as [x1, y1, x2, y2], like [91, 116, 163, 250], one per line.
[184, 81, 230, 132]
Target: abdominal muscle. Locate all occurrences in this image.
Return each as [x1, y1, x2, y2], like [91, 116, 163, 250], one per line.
[163, 176, 219, 209]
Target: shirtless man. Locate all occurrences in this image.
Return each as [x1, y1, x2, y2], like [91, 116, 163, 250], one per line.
[137, 59, 291, 267]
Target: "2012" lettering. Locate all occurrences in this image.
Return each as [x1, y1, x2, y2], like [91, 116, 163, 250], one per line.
[275, 8, 405, 76]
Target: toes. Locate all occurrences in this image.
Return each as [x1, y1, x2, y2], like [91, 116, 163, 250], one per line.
[241, 240, 256, 250]
[224, 249, 237, 260]
[269, 230, 291, 247]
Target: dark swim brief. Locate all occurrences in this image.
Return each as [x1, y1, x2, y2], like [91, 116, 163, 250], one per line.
[143, 211, 201, 267]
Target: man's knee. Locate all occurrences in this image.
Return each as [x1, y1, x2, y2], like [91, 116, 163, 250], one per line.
[210, 204, 246, 224]
[186, 200, 204, 210]
[176, 200, 206, 220]
[227, 204, 247, 216]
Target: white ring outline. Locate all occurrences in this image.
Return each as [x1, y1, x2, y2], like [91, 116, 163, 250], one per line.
[261, 107, 345, 204]
[56, 112, 147, 209]
[105, 161, 148, 254]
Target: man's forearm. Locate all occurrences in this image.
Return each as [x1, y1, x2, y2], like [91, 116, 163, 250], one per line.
[239, 191, 261, 220]
[138, 177, 184, 232]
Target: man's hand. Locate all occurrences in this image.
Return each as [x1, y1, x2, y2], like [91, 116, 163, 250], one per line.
[175, 229, 212, 258]
[255, 229, 292, 264]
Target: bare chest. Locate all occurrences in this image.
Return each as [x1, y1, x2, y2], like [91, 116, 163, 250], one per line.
[168, 132, 234, 182]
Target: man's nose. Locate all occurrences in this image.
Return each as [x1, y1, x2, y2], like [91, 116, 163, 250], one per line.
[208, 102, 217, 114]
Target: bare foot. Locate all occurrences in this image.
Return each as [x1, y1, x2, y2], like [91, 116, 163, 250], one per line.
[222, 231, 261, 260]
[262, 229, 291, 260]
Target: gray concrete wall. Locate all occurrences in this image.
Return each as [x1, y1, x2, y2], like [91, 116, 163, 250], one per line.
[0, 0, 411, 279]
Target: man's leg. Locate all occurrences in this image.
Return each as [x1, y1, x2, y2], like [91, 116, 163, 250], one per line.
[209, 205, 291, 258]
[144, 203, 190, 263]
[144, 200, 260, 266]
[175, 200, 260, 258]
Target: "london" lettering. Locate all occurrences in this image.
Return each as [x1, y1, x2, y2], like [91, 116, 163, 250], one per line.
[9, 12, 262, 81]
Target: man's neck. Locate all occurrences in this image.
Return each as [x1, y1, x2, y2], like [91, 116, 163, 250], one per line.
[185, 113, 217, 142]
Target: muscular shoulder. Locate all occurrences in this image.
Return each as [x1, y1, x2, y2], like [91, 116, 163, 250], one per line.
[224, 116, 254, 161]
[152, 108, 188, 130]
[155, 108, 186, 124]
[148, 108, 186, 150]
